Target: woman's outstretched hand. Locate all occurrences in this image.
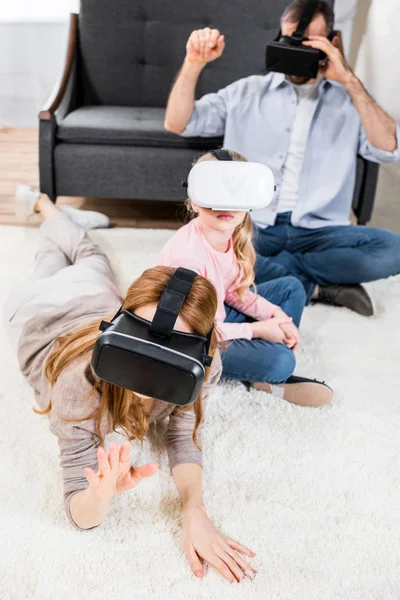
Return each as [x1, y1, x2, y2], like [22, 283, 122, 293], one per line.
[84, 441, 159, 501]
[183, 507, 257, 583]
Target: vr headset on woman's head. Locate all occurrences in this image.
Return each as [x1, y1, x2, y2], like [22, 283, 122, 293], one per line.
[182, 149, 275, 211]
[266, 0, 336, 79]
[91, 268, 213, 407]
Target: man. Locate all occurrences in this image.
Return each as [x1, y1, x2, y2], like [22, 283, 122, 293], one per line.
[164, 0, 400, 316]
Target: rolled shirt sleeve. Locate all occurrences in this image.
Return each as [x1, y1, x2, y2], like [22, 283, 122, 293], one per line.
[180, 75, 253, 138]
[48, 361, 106, 530]
[218, 320, 253, 341]
[181, 90, 228, 138]
[225, 288, 277, 322]
[358, 122, 400, 163]
[57, 432, 100, 530]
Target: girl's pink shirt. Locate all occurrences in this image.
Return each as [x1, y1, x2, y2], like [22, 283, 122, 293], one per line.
[158, 218, 277, 341]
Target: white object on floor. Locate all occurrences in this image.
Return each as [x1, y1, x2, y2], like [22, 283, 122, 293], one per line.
[15, 185, 110, 230]
[1, 225, 400, 599]
[60, 204, 110, 231]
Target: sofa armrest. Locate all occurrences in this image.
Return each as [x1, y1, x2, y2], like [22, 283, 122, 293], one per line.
[39, 13, 79, 121]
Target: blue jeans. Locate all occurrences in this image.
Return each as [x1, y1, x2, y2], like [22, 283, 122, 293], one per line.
[254, 212, 400, 303]
[221, 277, 306, 383]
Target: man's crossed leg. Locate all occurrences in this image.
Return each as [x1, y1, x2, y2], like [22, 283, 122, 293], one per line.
[254, 213, 400, 316]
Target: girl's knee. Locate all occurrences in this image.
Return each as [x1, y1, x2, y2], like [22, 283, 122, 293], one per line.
[262, 345, 296, 383]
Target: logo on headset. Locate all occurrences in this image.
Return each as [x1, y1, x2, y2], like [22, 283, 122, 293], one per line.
[221, 173, 247, 196]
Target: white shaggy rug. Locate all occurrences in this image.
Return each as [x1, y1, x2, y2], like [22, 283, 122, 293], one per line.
[1, 224, 400, 600]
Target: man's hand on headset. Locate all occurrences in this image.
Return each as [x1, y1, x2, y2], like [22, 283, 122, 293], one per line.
[84, 441, 159, 500]
[185, 28, 225, 66]
[302, 35, 355, 86]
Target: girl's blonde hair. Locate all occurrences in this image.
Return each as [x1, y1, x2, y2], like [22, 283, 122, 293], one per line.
[39, 266, 218, 449]
[186, 148, 256, 299]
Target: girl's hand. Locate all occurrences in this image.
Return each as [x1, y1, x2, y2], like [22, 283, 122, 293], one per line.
[183, 507, 257, 583]
[279, 321, 301, 351]
[251, 316, 292, 344]
[84, 441, 159, 501]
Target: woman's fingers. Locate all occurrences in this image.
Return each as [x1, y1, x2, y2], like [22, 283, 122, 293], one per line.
[223, 545, 257, 577]
[185, 543, 204, 578]
[121, 463, 159, 490]
[108, 443, 119, 471]
[119, 440, 131, 465]
[214, 546, 246, 582]
[97, 446, 111, 474]
[225, 537, 256, 558]
[205, 553, 237, 583]
[132, 463, 159, 481]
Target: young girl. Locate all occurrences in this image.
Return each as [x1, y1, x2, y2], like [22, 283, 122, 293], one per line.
[5, 195, 257, 584]
[159, 149, 332, 407]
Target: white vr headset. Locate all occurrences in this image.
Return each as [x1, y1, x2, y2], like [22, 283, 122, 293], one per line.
[182, 149, 275, 211]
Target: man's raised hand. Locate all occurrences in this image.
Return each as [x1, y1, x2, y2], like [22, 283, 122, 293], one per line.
[185, 28, 225, 65]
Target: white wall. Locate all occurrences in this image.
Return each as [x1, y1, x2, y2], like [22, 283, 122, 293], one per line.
[354, 0, 400, 231]
[0, 0, 79, 22]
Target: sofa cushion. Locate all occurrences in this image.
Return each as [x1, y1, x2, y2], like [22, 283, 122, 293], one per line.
[57, 106, 222, 149]
[79, 0, 291, 107]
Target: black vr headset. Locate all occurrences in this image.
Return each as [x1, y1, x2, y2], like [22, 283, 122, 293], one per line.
[91, 268, 214, 407]
[266, 0, 336, 79]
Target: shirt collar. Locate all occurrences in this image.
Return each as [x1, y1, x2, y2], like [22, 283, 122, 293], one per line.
[269, 72, 287, 90]
[269, 72, 342, 93]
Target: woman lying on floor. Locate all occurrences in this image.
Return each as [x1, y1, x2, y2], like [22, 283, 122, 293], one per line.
[5, 194, 256, 584]
[159, 149, 333, 407]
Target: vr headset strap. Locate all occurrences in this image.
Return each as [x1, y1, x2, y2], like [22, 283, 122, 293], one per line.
[291, 0, 320, 42]
[181, 149, 232, 189]
[99, 305, 123, 331]
[149, 267, 197, 338]
[210, 149, 232, 161]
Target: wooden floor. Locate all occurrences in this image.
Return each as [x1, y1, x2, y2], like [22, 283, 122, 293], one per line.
[0, 128, 182, 229]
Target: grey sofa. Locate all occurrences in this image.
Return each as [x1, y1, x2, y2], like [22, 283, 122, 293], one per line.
[39, 0, 378, 224]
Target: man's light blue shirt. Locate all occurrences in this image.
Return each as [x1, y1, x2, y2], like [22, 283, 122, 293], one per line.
[182, 72, 400, 229]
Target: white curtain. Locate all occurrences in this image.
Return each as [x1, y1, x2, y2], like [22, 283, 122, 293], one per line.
[355, 0, 399, 122]
[334, 0, 359, 57]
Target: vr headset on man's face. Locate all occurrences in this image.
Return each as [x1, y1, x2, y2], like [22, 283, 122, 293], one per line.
[91, 268, 213, 407]
[266, 0, 336, 79]
[182, 149, 275, 212]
